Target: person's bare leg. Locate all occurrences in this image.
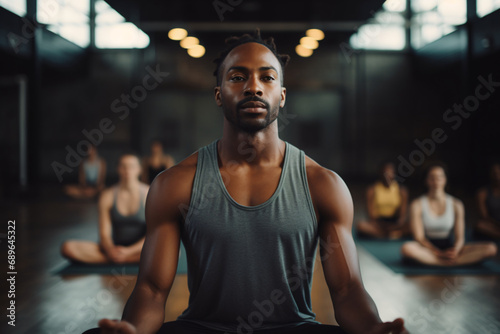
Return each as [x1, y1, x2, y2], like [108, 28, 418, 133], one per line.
[453, 243, 498, 265]
[80, 186, 99, 199]
[64, 185, 85, 199]
[357, 220, 386, 238]
[477, 220, 500, 239]
[61, 240, 109, 264]
[401, 241, 447, 265]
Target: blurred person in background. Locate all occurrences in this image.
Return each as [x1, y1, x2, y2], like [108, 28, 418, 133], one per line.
[357, 162, 409, 239]
[476, 161, 500, 239]
[141, 139, 175, 184]
[64, 145, 106, 199]
[401, 163, 497, 266]
[61, 151, 149, 264]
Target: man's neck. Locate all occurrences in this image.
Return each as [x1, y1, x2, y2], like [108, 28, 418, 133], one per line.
[218, 121, 284, 166]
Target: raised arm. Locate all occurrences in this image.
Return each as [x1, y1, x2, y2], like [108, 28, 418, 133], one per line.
[98, 156, 196, 334]
[307, 164, 406, 334]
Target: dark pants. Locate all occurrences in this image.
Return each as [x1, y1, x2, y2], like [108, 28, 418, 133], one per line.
[83, 320, 347, 334]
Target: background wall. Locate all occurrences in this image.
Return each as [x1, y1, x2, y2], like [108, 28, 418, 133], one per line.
[1, 4, 499, 199]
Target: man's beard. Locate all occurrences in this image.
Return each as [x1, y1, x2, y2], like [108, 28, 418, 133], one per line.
[222, 96, 280, 134]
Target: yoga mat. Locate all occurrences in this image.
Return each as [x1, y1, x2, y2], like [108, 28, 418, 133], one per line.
[54, 242, 188, 276]
[357, 239, 500, 275]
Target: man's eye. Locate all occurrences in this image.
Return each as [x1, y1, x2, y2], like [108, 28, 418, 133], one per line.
[263, 76, 275, 81]
[231, 76, 245, 81]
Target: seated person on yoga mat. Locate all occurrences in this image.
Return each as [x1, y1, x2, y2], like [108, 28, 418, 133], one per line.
[86, 30, 407, 334]
[401, 163, 497, 266]
[476, 162, 500, 239]
[141, 139, 175, 184]
[64, 145, 106, 199]
[61, 152, 149, 264]
[357, 162, 409, 239]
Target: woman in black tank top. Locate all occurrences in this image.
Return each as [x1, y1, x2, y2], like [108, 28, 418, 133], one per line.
[60, 152, 149, 264]
[141, 140, 175, 184]
[476, 162, 500, 239]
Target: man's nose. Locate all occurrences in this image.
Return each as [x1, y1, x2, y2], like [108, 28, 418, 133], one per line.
[244, 76, 263, 96]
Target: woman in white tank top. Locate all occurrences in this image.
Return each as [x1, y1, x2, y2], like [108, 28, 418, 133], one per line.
[401, 163, 497, 266]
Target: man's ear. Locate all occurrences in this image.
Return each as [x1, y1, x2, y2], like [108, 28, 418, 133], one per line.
[214, 86, 222, 107]
[280, 87, 286, 108]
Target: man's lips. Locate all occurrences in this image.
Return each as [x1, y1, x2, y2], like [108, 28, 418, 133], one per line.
[239, 101, 267, 113]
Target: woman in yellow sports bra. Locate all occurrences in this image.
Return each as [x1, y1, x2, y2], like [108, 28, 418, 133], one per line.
[357, 162, 409, 239]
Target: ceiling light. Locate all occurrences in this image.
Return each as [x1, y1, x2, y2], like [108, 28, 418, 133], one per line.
[306, 28, 325, 41]
[296, 44, 313, 57]
[300, 36, 319, 49]
[180, 36, 199, 49]
[168, 28, 188, 41]
[188, 44, 205, 58]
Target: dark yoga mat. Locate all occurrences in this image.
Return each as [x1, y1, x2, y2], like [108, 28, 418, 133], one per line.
[357, 239, 500, 275]
[54, 242, 188, 276]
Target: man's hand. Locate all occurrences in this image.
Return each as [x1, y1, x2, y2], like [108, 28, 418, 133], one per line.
[98, 319, 137, 334]
[367, 318, 409, 334]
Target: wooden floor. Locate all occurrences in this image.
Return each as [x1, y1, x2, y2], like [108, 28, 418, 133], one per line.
[1, 184, 500, 334]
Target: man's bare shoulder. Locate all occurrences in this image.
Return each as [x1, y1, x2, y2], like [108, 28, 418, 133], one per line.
[153, 151, 198, 188]
[304, 155, 353, 223]
[304, 155, 344, 190]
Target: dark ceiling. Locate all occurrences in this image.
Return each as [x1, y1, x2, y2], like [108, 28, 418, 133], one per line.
[105, 0, 387, 51]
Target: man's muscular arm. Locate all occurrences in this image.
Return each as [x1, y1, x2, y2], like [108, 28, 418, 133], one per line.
[98, 155, 196, 334]
[307, 161, 407, 334]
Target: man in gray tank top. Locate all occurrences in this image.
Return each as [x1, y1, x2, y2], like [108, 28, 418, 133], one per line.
[89, 30, 408, 334]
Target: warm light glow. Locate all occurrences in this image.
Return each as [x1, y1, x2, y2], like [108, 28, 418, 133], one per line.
[295, 44, 313, 57]
[300, 36, 319, 50]
[168, 28, 188, 41]
[180, 36, 199, 49]
[188, 44, 206, 58]
[306, 29, 325, 40]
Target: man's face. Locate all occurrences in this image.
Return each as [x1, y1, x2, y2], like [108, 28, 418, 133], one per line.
[215, 42, 286, 133]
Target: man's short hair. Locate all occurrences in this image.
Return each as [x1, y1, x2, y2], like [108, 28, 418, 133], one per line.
[213, 29, 290, 86]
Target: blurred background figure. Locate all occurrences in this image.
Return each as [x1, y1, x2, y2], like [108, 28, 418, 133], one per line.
[401, 163, 497, 266]
[476, 162, 500, 239]
[357, 162, 409, 239]
[141, 139, 175, 184]
[64, 145, 106, 199]
[60, 152, 149, 264]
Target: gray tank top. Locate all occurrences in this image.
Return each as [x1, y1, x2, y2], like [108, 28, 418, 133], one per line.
[177, 140, 320, 331]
